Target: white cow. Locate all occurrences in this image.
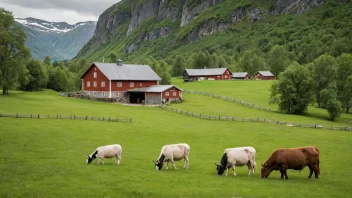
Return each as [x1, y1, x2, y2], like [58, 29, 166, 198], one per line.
[153, 143, 190, 170]
[86, 144, 122, 165]
[215, 146, 256, 176]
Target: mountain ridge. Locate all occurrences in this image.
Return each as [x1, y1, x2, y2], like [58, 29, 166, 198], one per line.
[75, 0, 352, 67]
[16, 17, 96, 61]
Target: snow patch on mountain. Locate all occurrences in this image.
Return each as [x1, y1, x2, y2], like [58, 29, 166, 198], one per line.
[15, 18, 96, 33]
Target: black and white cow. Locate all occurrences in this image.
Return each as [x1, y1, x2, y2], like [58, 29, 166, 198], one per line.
[215, 146, 256, 176]
[86, 144, 122, 165]
[153, 143, 190, 170]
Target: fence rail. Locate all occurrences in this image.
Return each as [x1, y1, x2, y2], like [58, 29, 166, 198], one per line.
[0, 113, 132, 123]
[159, 105, 352, 131]
[184, 90, 272, 111]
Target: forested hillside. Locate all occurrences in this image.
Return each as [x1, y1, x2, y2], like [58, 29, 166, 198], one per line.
[75, 0, 352, 76]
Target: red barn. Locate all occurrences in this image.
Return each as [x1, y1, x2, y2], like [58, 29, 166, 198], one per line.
[127, 85, 183, 105]
[251, 71, 275, 80]
[182, 68, 232, 82]
[80, 60, 161, 102]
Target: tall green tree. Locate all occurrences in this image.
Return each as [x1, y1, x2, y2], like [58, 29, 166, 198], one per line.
[336, 54, 352, 113]
[43, 56, 51, 66]
[267, 45, 290, 77]
[312, 55, 337, 108]
[109, 52, 117, 63]
[270, 62, 314, 114]
[172, 55, 185, 77]
[0, 8, 30, 94]
[239, 50, 266, 76]
[20, 59, 48, 91]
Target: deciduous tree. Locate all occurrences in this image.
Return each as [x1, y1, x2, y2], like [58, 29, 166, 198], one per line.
[0, 8, 30, 94]
[270, 62, 313, 114]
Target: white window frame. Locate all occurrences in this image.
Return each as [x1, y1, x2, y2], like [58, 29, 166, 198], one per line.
[165, 92, 169, 96]
[173, 92, 176, 96]
[93, 72, 97, 78]
[93, 81, 97, 87]
[140, 83, 142, 87]
[225, 75, 228, 78]
[87, 81, 90, 87]
[101, 81, 105, 87]
[130, 82, 134, 88]
[117, 82, 122, 87]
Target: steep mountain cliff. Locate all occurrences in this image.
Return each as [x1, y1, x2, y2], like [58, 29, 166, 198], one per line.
[75, 0, 352, 64]
[16, 18, 96, 60]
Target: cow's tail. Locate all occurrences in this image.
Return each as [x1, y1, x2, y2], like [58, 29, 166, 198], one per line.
[315, 147, 320, 175]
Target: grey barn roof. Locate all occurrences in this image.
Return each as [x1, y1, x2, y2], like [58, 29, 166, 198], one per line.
[232, 72, 249, 78]
[257, 71, 275, 77]
[184, 68, 229, 76]
[81, 62, 161, 81]
[127, 85, 183, 93]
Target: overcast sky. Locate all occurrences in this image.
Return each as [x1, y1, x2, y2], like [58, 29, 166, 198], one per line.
[0, 0, 120, 24]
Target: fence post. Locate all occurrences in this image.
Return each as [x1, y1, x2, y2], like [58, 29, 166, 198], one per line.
[277, 121, 279, 124]
[74, 115, 76, 120]
[16, 113, 18, 118]
[331, 126, 333, 130]
[109, 117, 110, 122]
[191, 112, 193, 116]
[200, 114, 202, 118]
[232, 117, 234, 121]
[315, 124, 317, 129]
[264, 119, 266, 122]
[130, 118, 132, 123]
[31, 114, 32, 118]
[219, 115, 220, 120]
[86, 116, 88, 120]
[38, 114, 40, 119]
[57, 114, 58, 119]
[243, 118, 244, 122]
[60, 115, 62, 119]
[103, 117, 105, 121]
[48, 115, 50, 119]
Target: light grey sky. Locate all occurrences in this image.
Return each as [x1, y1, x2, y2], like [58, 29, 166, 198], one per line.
[0, 0, 120, 24]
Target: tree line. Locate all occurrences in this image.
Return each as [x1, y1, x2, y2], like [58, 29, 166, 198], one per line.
[270, 54, 352, 120]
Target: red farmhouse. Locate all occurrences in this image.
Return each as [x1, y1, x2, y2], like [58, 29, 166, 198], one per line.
[182, 68, 232, 82]
[80, 60, 162, 102]
[251, 71, 275, 80]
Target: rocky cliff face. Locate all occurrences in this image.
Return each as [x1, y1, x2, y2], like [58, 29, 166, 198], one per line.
[82, 0, 330, 55]
[272, 0, 324, 14]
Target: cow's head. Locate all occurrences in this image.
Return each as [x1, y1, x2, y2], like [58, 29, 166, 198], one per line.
[215, 163, 226, 175]
[261, 163, 271, 178]
[153, 160, 163, 170]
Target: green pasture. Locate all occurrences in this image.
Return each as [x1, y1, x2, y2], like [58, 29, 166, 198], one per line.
[172, 78, 352, 127]
[0, 88, 351, 197]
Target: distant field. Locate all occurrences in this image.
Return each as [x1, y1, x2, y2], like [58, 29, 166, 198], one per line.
[171, 78, 352, 127]
[0, 90, 352, 197]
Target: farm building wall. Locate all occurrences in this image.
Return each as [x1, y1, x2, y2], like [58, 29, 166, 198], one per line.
[145, 92, 162, 105]
[252, 73, 275, 80]
[111, 81, 158, 92]
[82, 64, 110, 92]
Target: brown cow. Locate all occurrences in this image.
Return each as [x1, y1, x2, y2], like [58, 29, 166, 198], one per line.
[261, 146, 320, 179]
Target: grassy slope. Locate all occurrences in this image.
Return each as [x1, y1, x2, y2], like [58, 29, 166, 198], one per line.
[0, 89, 351, 197]
[171, 78, 352, 126]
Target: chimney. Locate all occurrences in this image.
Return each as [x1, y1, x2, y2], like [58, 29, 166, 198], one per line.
[117, 59, 123, 66]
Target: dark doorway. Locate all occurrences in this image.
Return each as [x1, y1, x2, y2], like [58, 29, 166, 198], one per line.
[129, 92, 145, 104]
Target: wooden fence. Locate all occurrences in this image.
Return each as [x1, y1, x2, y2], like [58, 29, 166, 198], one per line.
[184, 90, 272, 111]
[159, 105, 352, 131]
[0, 113, 132, 123]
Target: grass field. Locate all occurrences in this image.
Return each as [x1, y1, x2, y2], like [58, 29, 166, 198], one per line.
[0, 83, 351, 197]
[171, 78, 352, 127]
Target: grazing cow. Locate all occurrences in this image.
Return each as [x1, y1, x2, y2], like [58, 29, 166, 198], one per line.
[215, 146, 257, 176]
[261, 146, 320, 179]
[86, 144, 122, 165]
[153, 143, 190, 170]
